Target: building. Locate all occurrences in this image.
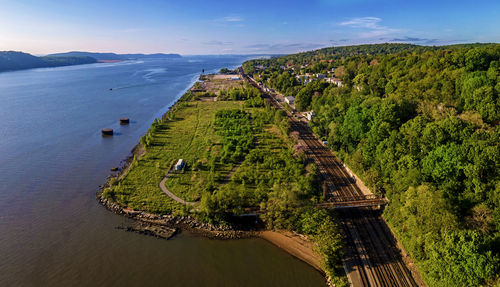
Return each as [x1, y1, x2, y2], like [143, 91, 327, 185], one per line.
[305, 111, 315, 121]
[284, 96, 295, 105]
[316, 73, 326, 79]
[326, 77, 343, 87]
[175, 159, 185, 171]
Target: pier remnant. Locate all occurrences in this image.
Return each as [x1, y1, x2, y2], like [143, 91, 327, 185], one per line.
[120, 118, 130, 125]
[101, 128, 114, 136]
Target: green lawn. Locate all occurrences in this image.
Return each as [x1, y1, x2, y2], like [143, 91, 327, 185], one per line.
[103, 100, 243, 215]
[103, 96, 306, 217]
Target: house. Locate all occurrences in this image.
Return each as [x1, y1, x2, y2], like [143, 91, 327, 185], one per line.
[305, 111, 315, 121]
[316, 73, 326, 79]
[326, 77, 343, 87]
[284, 96, 295, 105]
[175, 159, 185, 171]
[230, 76, 240, 80]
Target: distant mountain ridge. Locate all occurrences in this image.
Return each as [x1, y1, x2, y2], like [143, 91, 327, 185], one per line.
[47, 51, 182, 60]
[0, 51, 97, 72]
[0, 50, 183, 73]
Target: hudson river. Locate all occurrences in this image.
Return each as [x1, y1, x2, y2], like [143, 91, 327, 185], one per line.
[0, 56, 325, 286]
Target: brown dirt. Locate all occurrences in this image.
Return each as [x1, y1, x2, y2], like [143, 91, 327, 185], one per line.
[197, 74, 245, 94]
[259, 230, 322, 272]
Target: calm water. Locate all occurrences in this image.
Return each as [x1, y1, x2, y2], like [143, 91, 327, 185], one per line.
[0, 57, 325, 286]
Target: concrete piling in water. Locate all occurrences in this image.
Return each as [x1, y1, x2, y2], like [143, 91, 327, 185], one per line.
[120, 118, 130, 125]
[101, 128, 114, 136]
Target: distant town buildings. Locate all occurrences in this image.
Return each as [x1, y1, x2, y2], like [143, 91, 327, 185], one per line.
[326, 77, 343, 87]
[305, 111, 315, 121]
[316, 73, 326, 79]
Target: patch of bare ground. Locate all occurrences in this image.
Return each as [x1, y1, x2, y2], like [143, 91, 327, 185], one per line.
[259, 230, 322, 272]
[195, 74, 245, 95]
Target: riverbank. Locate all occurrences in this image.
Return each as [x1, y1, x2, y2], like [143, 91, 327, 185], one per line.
[98, 189, 325, 278]
[96, 73, 341, 286]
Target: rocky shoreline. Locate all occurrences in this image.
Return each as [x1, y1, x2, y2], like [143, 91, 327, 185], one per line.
[94, 77, 333, 286]
[97, 190, 258, 240]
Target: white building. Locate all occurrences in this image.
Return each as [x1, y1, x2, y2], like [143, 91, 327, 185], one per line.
[175, 159, 185, 171]
[305, 111, 315, 121]
[326, 77, 343, 87]
[316, 73, 326, 79]
[284, 96, 295, 105]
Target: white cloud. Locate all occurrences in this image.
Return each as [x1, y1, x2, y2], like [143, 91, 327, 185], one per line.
[202, 40, 233, 46]
[217, 16, 243, 22]
[340, 17, 381, 29]
[339, 17, 402, 39]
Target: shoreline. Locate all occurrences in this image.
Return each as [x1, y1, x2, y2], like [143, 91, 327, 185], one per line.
[95, 73, 327, 282]
[96, 189, 324, 274]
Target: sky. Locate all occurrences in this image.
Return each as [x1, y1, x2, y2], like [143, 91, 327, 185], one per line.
[0, 0, 499, 55]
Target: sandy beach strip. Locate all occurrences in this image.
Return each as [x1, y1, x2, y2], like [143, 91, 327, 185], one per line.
[259, 230, 322, 272]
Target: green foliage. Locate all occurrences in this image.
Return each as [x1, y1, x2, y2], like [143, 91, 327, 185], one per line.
[214, 109, 254, 163]
[246, 43, 500, 286]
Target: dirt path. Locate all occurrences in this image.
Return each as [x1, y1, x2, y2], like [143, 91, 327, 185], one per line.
[159, 171, 197, 206]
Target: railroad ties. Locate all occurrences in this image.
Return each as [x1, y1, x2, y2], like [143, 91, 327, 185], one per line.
[289, 119, 387, 210]
[244, 72, 418, 287]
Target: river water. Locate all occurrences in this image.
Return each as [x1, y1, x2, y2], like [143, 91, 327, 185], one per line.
[0, 56, 325, 286]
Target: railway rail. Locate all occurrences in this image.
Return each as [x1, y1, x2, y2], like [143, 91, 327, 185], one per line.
[241, 69, 421, 286]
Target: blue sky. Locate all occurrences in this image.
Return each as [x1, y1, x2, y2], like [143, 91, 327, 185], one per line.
[0, 0, 498, 55]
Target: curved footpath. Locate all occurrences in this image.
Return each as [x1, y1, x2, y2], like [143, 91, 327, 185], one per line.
[159, 171, 197, 206]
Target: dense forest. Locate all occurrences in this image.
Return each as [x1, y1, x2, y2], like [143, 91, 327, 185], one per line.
[0, 51, 97, 72]
[243, 43, 500, 286]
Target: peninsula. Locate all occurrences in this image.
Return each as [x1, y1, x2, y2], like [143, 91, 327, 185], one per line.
[98, 71, 347, 286]
[98, 43, 500, 287]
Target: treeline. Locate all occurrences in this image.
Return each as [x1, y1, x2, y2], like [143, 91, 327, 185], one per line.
[202, 103, 346, 285]
[244, 43, 500, 286]
[218, 84, 266, 107]
[0, 51, 97, 72]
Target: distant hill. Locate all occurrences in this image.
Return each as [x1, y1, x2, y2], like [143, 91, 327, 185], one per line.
[47, 51, 182, 60]
[0, 51, 97, 73]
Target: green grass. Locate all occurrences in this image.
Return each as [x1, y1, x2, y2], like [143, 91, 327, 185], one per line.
[103, 96, 305, 217]
[103, 100, 243, 214]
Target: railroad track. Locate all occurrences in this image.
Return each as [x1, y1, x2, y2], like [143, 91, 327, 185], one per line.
[241, 71, 420, 286]
[339, 208, 418, 287]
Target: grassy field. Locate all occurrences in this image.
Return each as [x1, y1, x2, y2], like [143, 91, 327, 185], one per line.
[102, 93, 302, 216]
[101, 86, 345, 284]
[103, 100, 243, 214]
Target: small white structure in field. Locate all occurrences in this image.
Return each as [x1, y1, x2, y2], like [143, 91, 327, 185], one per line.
[175, 159, 185, 171]
[284, 96, 295, 105]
